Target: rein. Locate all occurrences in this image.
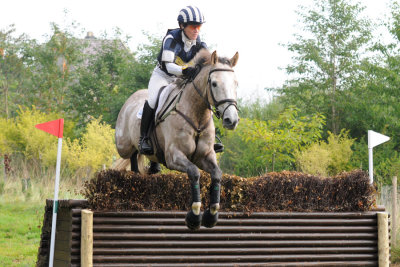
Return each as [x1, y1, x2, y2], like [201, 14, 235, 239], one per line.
[192, 66, 238, 119]
[154, 64, 237, 160]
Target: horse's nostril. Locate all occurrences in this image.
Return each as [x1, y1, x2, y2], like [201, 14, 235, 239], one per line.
[223, 117, 232, 125]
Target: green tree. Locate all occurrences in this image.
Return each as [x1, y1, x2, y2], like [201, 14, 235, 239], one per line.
[348, 1, 400, 147]
[219, 107, 325, 176]
[24, 24, 83, 115]
[278, 0, 372, 134]
[68, 31, 161, 128]
[0, 25, 31, 119]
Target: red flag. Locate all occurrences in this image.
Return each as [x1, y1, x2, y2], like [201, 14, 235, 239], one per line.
[35, 119, 64, 138]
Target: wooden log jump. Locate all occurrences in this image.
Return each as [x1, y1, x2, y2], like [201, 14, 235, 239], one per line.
[36, 199, 391, 267]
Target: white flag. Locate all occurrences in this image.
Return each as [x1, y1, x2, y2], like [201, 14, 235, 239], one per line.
[368, 130, 390, 148]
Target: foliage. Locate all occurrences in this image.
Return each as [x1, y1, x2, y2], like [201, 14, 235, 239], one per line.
[220, 106, 325, 176]
[68, 31, 161, 128]
[238, 97, 284, 121]
[8, 107, 64, 165]
[85, 169, 375, 212]
[393, 245, 400, 263]
[24, 24, 84, 115]
[295, 130, 355, 176]
[2, 107, 116, 178]
[242, 107, 325, 172]
[277, 0, 372, 134]
[0, 25, 31, 119]
[65, 117, 117, 174]
[133, 31, 162, 88]
[371, 142, 400, 186]
[68, 32, 135, 128]
[344, 1, 400, 150]
[219, 120, 267, 177]
[0, 118, 15, 155]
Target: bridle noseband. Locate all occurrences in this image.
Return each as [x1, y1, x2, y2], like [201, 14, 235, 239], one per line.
[191, 65, 238, 119]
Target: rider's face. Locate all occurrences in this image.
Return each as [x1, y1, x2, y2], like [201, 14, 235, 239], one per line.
[184, 24, 201, 40]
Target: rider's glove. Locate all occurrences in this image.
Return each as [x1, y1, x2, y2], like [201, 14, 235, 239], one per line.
[182, 66, 197, 80]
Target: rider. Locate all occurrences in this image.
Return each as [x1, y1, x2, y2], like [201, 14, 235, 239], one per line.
[139, 6, 224, 155]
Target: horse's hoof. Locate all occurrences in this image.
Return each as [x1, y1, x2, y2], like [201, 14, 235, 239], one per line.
[202, 209, 218, 228]
[148, 161, 161, 174]
[185, 210, 202, 230]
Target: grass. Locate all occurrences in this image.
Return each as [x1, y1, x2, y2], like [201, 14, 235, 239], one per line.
[0, 201, 43, 266]
[393, 246, 400, 264]
[0, 165, 85, 266]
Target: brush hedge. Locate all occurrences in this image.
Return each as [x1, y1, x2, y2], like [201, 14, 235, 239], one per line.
[83, 169, 376, 212]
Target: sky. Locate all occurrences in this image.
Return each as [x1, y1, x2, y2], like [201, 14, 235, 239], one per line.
[1, 0, 394, 102]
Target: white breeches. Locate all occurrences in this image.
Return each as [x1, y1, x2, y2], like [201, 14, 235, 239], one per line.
[147, 66, 176, 109]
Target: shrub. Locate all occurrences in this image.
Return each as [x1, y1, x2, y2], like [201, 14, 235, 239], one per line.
[296, 130, 355, 176]
[65, 117, 117, 174]
[0, 117, 15, 155]
[84, 169, 376, 212]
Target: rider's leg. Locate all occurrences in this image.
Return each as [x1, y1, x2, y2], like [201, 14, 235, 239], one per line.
[139, 101, 155, 155]
[139, 67, 171, 155]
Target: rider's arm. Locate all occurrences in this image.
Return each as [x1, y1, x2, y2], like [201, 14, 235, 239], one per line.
[165, 62, 183, 76]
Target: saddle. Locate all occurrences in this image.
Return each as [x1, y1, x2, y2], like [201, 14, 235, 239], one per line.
[145, 82, 184, 165]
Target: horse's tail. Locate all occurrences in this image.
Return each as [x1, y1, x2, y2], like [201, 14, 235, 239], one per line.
[112, 158, 130, 171]
[111, 155, 152, 175]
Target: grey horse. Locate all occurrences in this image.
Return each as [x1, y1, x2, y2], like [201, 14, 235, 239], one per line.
[115, 49, 239, 230]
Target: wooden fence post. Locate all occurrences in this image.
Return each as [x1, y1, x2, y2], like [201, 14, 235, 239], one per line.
[81, 209, 93, 267]
[377, 212, 389, 267]
[393, 176, 398, 247]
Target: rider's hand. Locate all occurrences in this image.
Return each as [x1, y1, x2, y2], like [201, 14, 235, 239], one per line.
[182, 66, 197, 80]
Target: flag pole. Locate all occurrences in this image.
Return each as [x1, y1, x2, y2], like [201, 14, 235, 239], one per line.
[35, 118, 64, 267]
[49, 136, 63, 267]
[367, 130, 390, 185]
[368, 146, 373, 184]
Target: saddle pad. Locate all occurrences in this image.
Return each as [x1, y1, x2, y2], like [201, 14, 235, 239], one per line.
[155, 83, 176, 119]
[136, 83, 178, 120]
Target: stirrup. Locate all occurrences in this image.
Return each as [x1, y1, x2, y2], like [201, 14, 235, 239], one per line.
[139, 137, 153, 155]
[214, 143, 224, 153]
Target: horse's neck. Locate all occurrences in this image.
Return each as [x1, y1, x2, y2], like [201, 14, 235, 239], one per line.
[180, 72, 211, 124]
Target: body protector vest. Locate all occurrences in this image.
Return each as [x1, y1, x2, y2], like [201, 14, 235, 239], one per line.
[157, 28, 207, 75]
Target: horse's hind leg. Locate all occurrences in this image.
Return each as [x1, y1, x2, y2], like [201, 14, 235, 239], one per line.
[148, 161, 161, 174]
[198, 153, 222, 228]
[130, 151, 139, 173]
[166, 150, 202, 230]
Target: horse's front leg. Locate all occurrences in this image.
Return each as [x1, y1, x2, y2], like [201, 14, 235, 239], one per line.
[197, 152, 222, 228]
[166, 150, 202, 230]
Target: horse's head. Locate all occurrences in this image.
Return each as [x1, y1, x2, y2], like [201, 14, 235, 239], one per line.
[208, 51, 239, 130]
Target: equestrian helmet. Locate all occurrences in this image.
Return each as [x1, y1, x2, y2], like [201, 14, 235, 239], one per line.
[177, 6, 205, 24]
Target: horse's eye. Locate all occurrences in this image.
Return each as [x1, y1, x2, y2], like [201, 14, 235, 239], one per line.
[212, 81, 217, 87]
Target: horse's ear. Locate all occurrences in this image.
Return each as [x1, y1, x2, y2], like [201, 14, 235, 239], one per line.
[211, 51, 218, 65]
[230, 52, 239, 67]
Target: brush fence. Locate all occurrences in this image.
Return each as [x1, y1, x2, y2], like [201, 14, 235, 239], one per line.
[36, 199, 390, 267]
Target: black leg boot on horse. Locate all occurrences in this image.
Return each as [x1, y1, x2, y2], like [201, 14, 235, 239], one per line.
[202, 179, 221, 228]
[185, 167, 202, 230]
[139, 101, 155, 155]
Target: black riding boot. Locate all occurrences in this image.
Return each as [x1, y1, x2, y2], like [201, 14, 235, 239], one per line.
[139, 101, 155, 155]
[214, 134, 224, 153]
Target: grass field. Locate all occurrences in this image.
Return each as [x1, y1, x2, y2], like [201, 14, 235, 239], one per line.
[0, 171, 84, 267]
[0, 201, 44, 266]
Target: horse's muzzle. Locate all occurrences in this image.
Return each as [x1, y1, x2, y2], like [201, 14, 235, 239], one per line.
[222, 108, 239, 130]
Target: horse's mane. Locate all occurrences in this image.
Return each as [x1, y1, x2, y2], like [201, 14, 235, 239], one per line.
[193, 49, 235, 67]
[193, 49, 212, 66]
[174, 49, 233, 88]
